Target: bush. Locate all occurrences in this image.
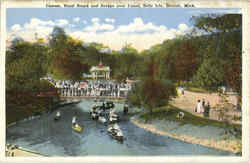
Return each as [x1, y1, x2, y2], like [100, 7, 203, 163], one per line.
[129, 78, 176, 114]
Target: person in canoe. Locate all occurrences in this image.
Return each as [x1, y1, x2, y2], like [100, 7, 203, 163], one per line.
[54, 111, 61, 121]
[72, 116, 83, 132]
[72, 116, 77, 127]
[123, 104, 129, 115]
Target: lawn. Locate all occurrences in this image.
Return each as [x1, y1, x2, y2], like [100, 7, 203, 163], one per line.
[140, 105, 242, 139]
[185, 87, 213, 94]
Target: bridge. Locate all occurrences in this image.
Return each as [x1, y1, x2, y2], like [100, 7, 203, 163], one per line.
[59, 87, 130, 98]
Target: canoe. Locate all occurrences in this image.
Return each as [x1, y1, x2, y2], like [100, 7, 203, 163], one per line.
[54, 116, 60, 121]
[72, 125, 83, 132]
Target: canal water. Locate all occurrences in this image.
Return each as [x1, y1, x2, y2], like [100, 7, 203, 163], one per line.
[6, 100, 234, 156]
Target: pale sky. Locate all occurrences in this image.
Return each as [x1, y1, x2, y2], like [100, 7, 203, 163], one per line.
[7, 8, 241, 52]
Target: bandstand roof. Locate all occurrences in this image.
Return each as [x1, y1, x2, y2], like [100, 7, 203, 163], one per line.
[90, 62, 110, 72]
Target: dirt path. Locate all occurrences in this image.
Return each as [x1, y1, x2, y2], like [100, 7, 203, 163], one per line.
[170, 90, 241, 124]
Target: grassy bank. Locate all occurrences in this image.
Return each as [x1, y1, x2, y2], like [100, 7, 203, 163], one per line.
[185, 87, 212, 94]
[140, 105, 242, 139]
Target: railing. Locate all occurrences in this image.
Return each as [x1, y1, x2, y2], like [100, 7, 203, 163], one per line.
[59, 88, 130, 98]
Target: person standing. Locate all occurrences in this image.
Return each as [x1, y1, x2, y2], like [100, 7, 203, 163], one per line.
[181, 87, 184, 95]
[196, 100, 202, 113]
[206, 102, 211, 117]
[201, 98, 206, 113]
[202, 98, 205, 107]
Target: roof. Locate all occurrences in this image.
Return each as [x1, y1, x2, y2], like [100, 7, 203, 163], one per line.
[90, 63, 110, 72]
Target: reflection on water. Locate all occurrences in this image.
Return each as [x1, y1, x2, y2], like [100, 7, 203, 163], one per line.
[6, 100, 234, 156]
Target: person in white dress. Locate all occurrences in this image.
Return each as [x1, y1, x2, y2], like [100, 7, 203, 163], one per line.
[196, 100, 202, 113]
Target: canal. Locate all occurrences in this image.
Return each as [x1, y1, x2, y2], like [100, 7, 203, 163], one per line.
[6, 100, 234, 156]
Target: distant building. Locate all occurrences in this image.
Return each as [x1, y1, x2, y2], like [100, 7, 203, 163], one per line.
[85, 61, 111, 79]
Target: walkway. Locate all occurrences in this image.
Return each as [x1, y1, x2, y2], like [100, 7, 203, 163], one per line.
[6, 147, 43, 157]
[170, 90, 241, 124]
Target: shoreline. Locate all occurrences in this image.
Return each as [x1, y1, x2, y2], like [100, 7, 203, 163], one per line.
[6, 100, 80, 128]
[130, 118, 241, 154]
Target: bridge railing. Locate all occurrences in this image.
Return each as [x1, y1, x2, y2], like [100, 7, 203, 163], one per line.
[59, 88, 130, 98]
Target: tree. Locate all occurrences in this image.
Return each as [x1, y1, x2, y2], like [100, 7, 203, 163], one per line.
[6, 40, 60, 124]
[193, 58, 225, 91]
[191, 14, 242, 34]
[51, 54, 85, 80]
[6, 42, 47, 91]
[49, 26, 67, 47]
[174, 40, 197, 82]
[121, 43, 138, 54]
[225, 50, 242, 100]
[129, 55, 176, 114]
[48, 27, 89, 80]
[191, 14, 242, 94]
[141, 79, 176, 114]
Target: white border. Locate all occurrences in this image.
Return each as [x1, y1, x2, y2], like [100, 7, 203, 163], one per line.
[0, 0, 249, 163]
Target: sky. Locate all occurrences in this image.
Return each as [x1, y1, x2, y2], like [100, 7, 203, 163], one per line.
[7, 8, 241, 51]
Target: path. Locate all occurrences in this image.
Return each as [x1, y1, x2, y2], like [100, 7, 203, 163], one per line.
[6, 147, 43, 157]
[170, 90, 241, 124]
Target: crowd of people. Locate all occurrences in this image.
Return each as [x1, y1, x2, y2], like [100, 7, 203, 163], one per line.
[45, 78, 133, 98]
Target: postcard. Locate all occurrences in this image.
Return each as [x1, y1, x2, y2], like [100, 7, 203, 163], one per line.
[1, 0, 250, 163]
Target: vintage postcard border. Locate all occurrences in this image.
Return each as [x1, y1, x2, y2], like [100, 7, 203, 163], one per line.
[0, 0, 249, 163]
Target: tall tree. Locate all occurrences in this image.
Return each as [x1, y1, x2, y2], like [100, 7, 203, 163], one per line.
[191, 14, 242, 94]
[191, 14, 242, 34]
[174, 40, 197, 82]
[225, 49, 242, 100]
[6, 42, 47, 91]
[193, 58, 225, 91]
[129, 54, 176, 114]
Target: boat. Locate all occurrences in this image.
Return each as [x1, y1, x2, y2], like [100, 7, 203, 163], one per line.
[98, 116, 107, 124]
[123, 104, 129, 114]
[105, 101, 115, 110]
[90, 104, 99, 119]
[91, 106, 104, 120]
[109, 109, 119, 123]
[107, 124, 123, 142]
[72, 124, 83, 132]
[109, 113, 119, 123]
[91, 111, 99, 120]
[54, 111, 61, 121]
[54, 116, 60, 121]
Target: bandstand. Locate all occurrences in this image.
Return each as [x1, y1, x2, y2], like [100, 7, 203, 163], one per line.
[90, 61, 111, 79]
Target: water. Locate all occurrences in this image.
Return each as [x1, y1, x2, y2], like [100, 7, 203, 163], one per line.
[6, 99, 234, 156]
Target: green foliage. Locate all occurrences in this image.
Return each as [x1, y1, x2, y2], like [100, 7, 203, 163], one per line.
[6, 80, 59, 124]
[6, 41, 48, 91]
[128, 83, 143, 107]
[129, 79, 176, 114]
[121, 43, 138, 54]
[190, 14, 242, 96]
[191, 14, 242, 34]
[128, 54, 177, 114]
[113, 52, 141, 80]
[193, 58, 225, 91]
[174, 40, 197, 82]
[49, 26, 67, 47]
